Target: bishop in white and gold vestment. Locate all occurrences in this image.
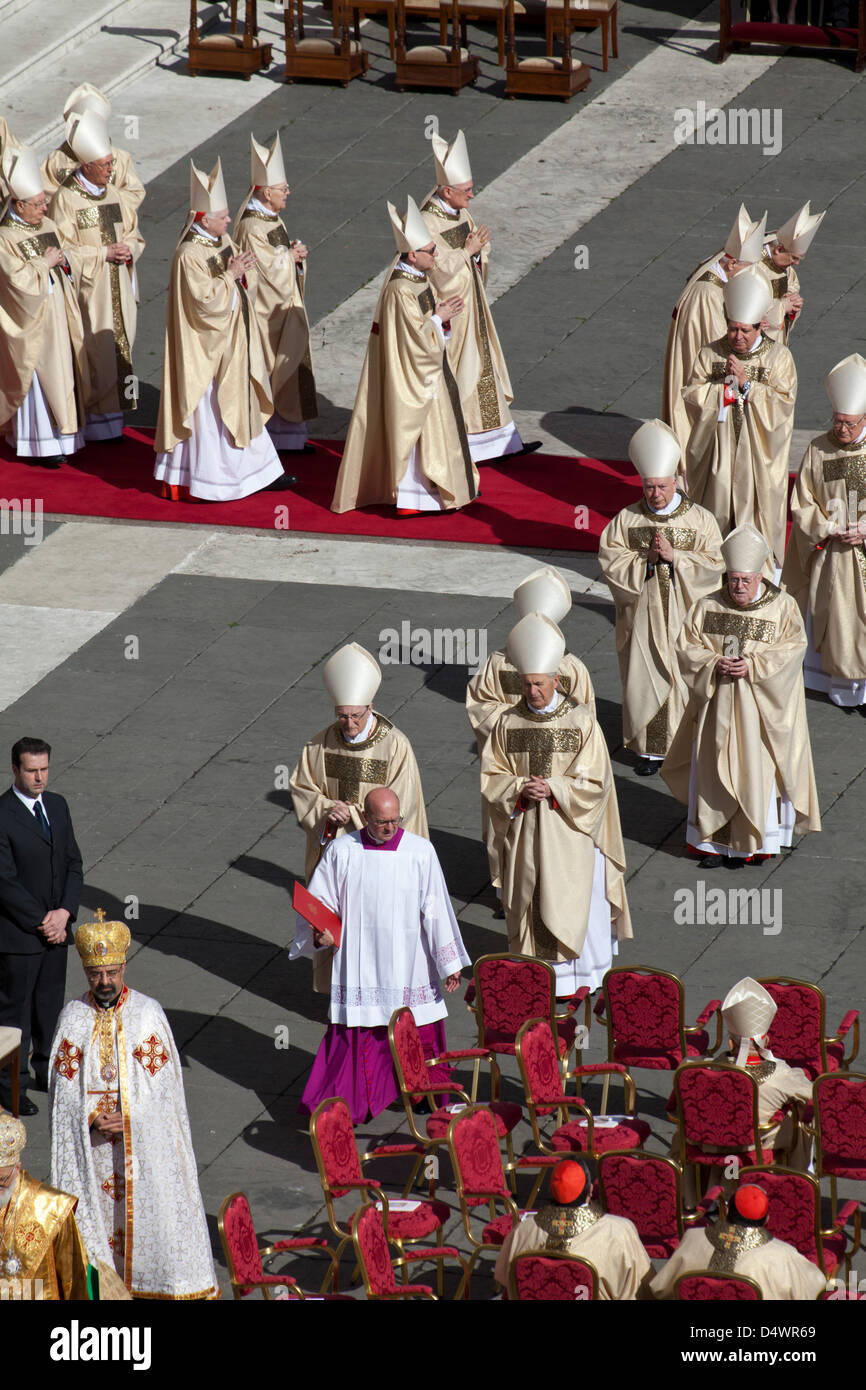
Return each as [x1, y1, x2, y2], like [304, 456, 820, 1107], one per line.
[42, 83, 146, 215]
[48, 109, 143, 441]
[331, 195, 478, 514]
[235, 133, 317, 452]
[49, 914, 218, 1300]
[599, 419, 724, 774]
[662, 525, 821, 861]
[783, 352, 866, 709]
[759, 201, 823, 345]
[0, 1111, 89, 1301]
[482, 613, 631, 994]
[683, 266, 797, 575]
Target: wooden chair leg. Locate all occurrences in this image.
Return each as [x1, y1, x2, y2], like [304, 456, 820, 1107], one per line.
[440, 12, 448, 42]
[388, 7, 396, 57]
[601, 14, 608, 70]
[354, 9, 361, 42]
[497, 11, 504, 63]
[611, 0, 618, 55]
[231, 0, 238, 32]
[545, 11, 553, 54]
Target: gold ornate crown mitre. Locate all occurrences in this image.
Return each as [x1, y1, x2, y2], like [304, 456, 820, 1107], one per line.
[75, 908, 130, 967]
[0, 1110, 26, 1162]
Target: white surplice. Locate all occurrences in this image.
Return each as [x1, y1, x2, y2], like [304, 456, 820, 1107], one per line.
[290, 828, 470, 1026]
[49, 988, 218, 1299]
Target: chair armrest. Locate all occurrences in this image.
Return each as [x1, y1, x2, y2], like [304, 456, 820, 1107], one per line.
[698, 1185, 724, 1213]
[363, 1143, 426, 1160]
[835, 1009, 858, 1038]
[832, 1199, 860, 1232]
[686, 1000, 723, 1054]
[381, 1286, 436, 1298]
[464, 982, 477, 1009]
[694, 999, 723, 1026]
[555, 986, 591, 1031]
[431, 1048, 494, 1062]
[266, 1237, 332, 1254]
[571, 1062, 636, 1112]
[327, 1178, 382, 1195]
[593, 994, 607, 1020]
[830, 1010, 859, 1065]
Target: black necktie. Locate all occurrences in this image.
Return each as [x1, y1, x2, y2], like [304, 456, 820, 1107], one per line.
[34, 799, 51, 841]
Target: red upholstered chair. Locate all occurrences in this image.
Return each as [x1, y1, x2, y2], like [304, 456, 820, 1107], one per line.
[388, 1006, 522, 1190]
[673, 1062, 784, 1196]
[737, 1165, 860, 1281]
[309, 1097, 451, 1284]
[758, 978, 859, 1080]
[515, 1017, 649, 1202]
[596, 1151, 715, 1259]
[509, 1250, 599, 1300]
[674, 1271, 762, 1300]
[351, 1201, 470, 1300]
[464, 952, 590, 1100]
[218, 1191, 340, 1298]
[812, 1071, 866, 1217]
[594, 967, 722, 1098]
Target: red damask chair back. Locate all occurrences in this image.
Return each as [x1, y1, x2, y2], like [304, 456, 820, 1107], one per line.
[597, 1150, 683, 1253]
[814, 1073, 866, 1210]
[515, 1017, 566, 1109]
[352, 1202, 399, 1297]
[449, 1105, 510, 1203]
[509, 1251, 598, 1301]
[760, 979, 824, 1075]
[390, 1005, 429, 1097]
[475, 954, 556, 1046]
[674, 1062, 762, 1164]
[601, 966, 686, 1063]
[675, 1272, 762, 1300]
[310, 1096, 363, 1199]
[220, 1192, 265, 1295]
[737, 1165, 823, 1270]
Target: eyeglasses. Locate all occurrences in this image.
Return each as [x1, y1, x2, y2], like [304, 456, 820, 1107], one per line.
[368, 816, 403, 827]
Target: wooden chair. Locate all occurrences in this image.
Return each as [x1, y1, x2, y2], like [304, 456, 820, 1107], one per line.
[545, 0, 617, 70]
[285, 0, 370, 83]
[439, 0, 525, 65]
[187, 0, 273, 78]
[505, 0, 591, 99]
[0, 1027, 21, 1117]
[394, 0, 481, 90]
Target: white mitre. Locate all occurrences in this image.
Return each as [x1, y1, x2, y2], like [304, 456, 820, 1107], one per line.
[628, 418, 681, 480]
[323, 643, 382, 707]
[432, 129, 472, 187]
[513, 568, 571, 624]
[724, 266, 772, 325]
[190, 158, 228, 214]
[3, 145, 43, 201]
[507, 612, 566, 676]
[66, 110, 111, 164]
[723, 204, 767, 264]
[722, 977, 777, 1066]
[251, 133, 286, 188]
[722, 524, 770, 575]
[773, 201, 825, 257]
[825, 354, 866, 417]
[64, 82, 111, 122]
[388, 195, 430, 254]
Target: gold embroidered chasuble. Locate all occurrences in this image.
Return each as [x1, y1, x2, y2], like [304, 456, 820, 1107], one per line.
[481, 697, 631, 963]
[0, 1168, 89, 1300]
[599, 495, 724, 756]
[0, 211, 90, 432]
[782, 430, 866, 680]
[494, 1204, 652, 1298]
[760, 245, 801, 345]
[466, 650, 595, 886]
[649, 1224, 826, 1300]
[331, 265, 478, 512]
[420, 198, 514, 437]
[154, 227, 273, 454]
[683, 334, 797, 571]
[235, 207, 317, 424]
[661, 583, 821, 854]
[42, 143, 146, 214]
[47, 175, 143, 416]
[49, 986, 218, 1300]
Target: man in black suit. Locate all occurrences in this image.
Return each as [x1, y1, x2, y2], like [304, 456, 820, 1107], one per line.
[0, 737, 83, 1115]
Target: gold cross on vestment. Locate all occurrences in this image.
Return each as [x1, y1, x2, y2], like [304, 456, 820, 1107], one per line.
[823, 454, 866, 500]
[75, 201, 123, 244]
[716, 1228, 741, 1250]
[323, 752, 389, 804]
[505, 726, 582, 778]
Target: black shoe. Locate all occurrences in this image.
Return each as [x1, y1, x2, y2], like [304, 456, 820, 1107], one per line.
[513, 441, 543, 457]
[16, 1095, 38, 1116]
[265, 473, 297, 490]
[858, 704, 866, 717]
[24, 456, 63, 468]
[281, 442, 316, 455]
[725, 857, 746, 870]
[698, 853, 722, 868]
[635, 757, 659, 777]
[493, 906, 505, 920]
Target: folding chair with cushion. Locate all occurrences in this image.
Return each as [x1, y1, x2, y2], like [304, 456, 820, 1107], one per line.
[737, 1164, 860, 1281]
[505, 0, 591, 100]
[509, 1250, 599, 1300]
[597, 1150, 716, 1259]
[388, 1006, 522, 1190]
[759, 978, 859, 1080]
[811, 1071, 866, 1217]
[309, 1097, 451, 1287]
[394, 0, 481, 91]
[674, 1271, 763, 1300]
[218, 1191, 340, 1298]
[284, 0, 370, 84]
[673, 1061, 789, 1199]
[351, 1201, 470, 1299]
[515, 1017, 649, 1202]
[464, 952, 589, 1101]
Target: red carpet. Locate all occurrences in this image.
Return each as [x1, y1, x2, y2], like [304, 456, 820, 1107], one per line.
[0, 428, 642, 551]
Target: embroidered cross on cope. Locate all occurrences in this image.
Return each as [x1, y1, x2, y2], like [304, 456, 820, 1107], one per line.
[75, 199, 135, 406]
[324, 752, 389, 804]
[824, 453, 866, 514]
[505, 727, 582, 778]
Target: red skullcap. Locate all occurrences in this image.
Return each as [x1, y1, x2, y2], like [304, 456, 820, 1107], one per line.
[734, 1185, 769, 1221]
[550, 1160, 587, 1204]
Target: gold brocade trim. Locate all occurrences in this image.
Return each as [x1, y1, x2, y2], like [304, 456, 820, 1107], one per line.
[421, 199, 460, 221]
[828, 432, 866, 455]
[323, 753, 389, 804]
[267, 225, 291, 251]
[627, 526, 696, 552]
[638, 496, 694, 523]
[707, 1222, 771, 1273]
[76, 206, 102, 231]
[530, 882, 558, 961]
[207, 246, 234, 279]
[0, 1175, 76, 1276]
[703, 612, 776, 644]
[500, 667, 573, 698]
[74, 197, 134, 408]
[857, 548, 866, 596]
[334, 713, 392, 752]
[709, 360, 767, 386]
[390, 268, 428, 284]
[761, 247, 788, 299]
[644, 699, 669, 758]
[15, 231, 62, 261]
[131, 1284, 220, 1300]
[534, 1201, 602, 1248]
[242, 207, 279, 223]
[116, 1011, 135, 1292]
[823, 455, 866, 490]
[708, 334, 772, 365]
[505, 724, 583, 777]
[745, 1060, 777, 1083]
[183, 227, 220, 250]
[439, 223, 470, 250]
[719, 581, 779, 612]
[516, 695, 579, 725]
[417, 286, 435, 318]
[698, 271, 725, 288]
[469, 255, 500, 431]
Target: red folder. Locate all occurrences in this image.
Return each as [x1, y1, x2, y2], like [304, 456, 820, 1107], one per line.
[293, 881, 342, 950]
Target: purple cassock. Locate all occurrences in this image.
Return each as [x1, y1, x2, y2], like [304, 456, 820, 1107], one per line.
[298, 827, 452, 1124]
